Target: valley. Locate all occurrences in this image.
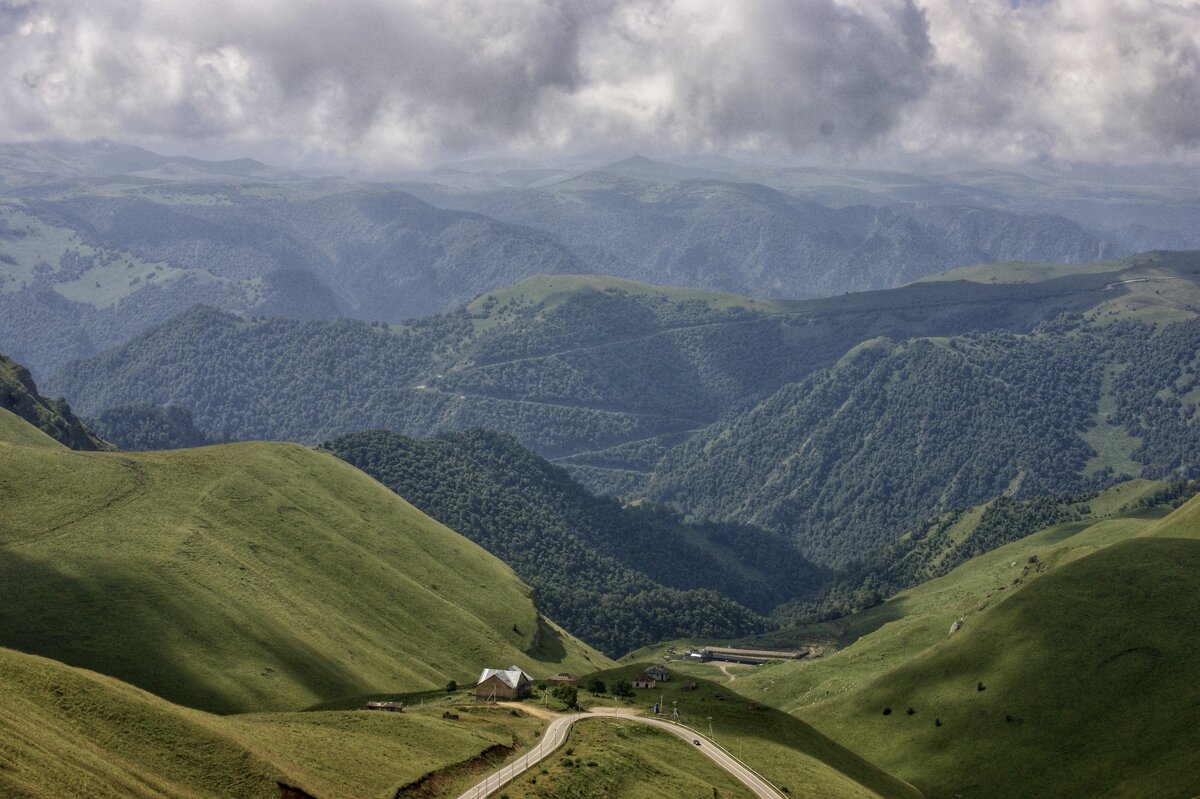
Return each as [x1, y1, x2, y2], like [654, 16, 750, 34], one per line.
[1, 140, 1198, 797]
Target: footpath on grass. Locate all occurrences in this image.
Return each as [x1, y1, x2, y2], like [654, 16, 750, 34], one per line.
[455, 706, 785, 799]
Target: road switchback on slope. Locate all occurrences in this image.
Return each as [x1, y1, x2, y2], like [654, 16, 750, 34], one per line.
[455, 707, 785, 799]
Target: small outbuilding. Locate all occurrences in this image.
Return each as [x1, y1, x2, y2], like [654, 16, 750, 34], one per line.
[475, 665, 533, 701]
[365, 701, 405, 712]
[547, 672, 580, 686]
[644, 664, 670, 682]
[632, 673, 657, 689]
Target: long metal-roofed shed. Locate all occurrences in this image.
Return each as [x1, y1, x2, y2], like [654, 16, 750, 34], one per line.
[474, 665, 533, 701]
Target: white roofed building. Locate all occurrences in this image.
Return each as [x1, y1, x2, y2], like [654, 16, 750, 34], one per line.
[474, 665, 533, 701]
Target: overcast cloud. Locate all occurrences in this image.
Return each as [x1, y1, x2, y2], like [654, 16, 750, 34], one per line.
[0, 0, 1196, 167]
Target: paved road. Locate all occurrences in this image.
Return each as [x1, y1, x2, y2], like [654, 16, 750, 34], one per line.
[455, 709, 785, 799]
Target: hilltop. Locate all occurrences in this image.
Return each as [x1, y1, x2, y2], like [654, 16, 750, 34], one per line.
[0, 408, 606, 713]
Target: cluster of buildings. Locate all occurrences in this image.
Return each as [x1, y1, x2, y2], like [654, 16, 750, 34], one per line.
[682, 645, 809, 666]
[470, 662, 675, 700]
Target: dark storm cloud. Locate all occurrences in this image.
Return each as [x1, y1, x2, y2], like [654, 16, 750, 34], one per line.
[0, 0, 1196, 166]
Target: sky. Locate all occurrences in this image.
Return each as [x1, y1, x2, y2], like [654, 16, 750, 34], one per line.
[0, 0, 1197, 171]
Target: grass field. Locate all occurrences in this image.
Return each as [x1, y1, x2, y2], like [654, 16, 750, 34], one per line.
[573, 665, 920, 799]
[804, 535, 1200, 798]
[0, 411, 607, 714]
[0, 646, 548, 799]
[705, 492, 1200, 798]
[0, 407, 64, 449]
[498, 718, 756, 799]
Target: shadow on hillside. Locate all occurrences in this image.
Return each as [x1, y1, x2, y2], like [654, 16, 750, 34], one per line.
[0, 550, 372, 714]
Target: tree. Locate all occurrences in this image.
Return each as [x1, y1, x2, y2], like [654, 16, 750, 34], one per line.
[585, 677, 606, 696]
[553, 684, 579, 709]
[445, 679, 458, 693]
[613, 678, 634, 699]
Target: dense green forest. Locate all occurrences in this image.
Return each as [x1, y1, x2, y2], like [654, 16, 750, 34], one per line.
[48, 257, 1166, 457]
[648, 315, 1200, 565]
[324, 428, 823, 654]
[45, 253, 1200, 567]
[88, 403, 212, 450]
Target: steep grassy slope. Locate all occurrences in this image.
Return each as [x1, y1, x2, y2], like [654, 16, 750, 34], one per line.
[0, 646, 544, 799]
[0, 415, 606, 714]
[711, 493, 1200, 797]
[802, 535, 1200, 798]
[778, 479, 1168, 624]
[1, 352, 111, 450]
[733, 507, 1164, 716]
[0, 407, 64, 449]
[326, 428, 824, 654]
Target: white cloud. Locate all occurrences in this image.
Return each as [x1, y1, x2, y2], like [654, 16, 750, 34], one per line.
[0, 0, 1195, 167]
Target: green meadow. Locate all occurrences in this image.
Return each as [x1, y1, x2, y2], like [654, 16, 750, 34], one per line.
[0, 645, 548, 799]
[573, 665, 920, 799]
[0, 408, 606, 714]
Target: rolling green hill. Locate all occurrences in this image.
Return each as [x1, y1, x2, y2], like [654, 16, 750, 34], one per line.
[776, 479, 1171, 625]
[0, 645, 548, 799]
[803, 538, 1200, 797]
[325, 428, 825, 655]
[0, 411, 607, 714]
[715, 493, 1200, 798]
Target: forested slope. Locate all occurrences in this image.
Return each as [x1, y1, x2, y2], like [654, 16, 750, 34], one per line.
[47, 252, 1200, 567]
[326, 428, 822, 654]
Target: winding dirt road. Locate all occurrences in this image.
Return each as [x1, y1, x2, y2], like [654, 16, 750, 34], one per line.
[455, 708, 785, 799]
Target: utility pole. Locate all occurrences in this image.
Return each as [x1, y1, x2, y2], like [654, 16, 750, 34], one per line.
[707, 716, 714, 742]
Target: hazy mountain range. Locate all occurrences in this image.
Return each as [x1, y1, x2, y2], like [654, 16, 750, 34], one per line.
[3, 141, 1197, 378]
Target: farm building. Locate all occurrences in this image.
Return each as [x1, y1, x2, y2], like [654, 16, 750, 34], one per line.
[364, 701, 405, 712]
[547, 672, 580, 686]
[632, 673, 657, 689]
[475, 665, 533, 701]
[645, 664, 670, 681]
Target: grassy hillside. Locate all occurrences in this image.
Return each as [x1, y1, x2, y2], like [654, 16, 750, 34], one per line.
[577, 665, 920, 799]
[0, 407, 65, 449]
[778, 479, 1168, 624]
[498, 719, 756, 799]
[0, 413, 606, 713]
[801, 535, 1200, 798]
[706, 493, 1200, 797]
[0, 645, 545, 799]
[1, 352, 111, 450]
